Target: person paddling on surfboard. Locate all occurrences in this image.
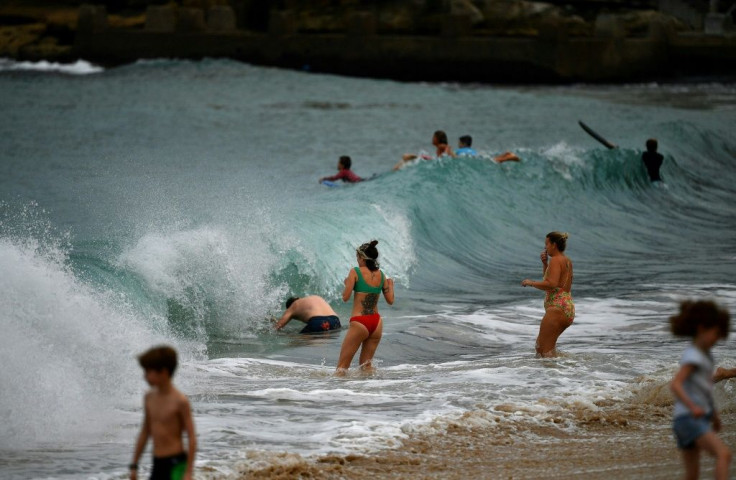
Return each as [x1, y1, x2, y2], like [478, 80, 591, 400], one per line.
[393, 130, 453, 170]
[453, 134, 520, 162]
[494, 151, 521, 163]
[319, 156, 363, 184]
[454, 135, 478, 156]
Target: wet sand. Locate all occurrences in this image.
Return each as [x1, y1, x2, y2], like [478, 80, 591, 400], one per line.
[233, 381, 736, 479]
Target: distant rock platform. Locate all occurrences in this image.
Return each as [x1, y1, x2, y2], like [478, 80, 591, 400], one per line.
[1, 1, 735, 82]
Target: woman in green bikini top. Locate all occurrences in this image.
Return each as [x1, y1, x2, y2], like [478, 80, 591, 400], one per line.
[353, 267, 385, 295]
[336, 240, 395, 375]
[521, 231, 575, 358]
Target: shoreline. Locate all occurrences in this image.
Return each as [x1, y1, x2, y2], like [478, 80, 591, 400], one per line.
[234, 382, 736, 479]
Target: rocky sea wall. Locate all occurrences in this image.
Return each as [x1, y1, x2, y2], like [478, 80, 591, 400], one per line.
[1, 0, 735, 82]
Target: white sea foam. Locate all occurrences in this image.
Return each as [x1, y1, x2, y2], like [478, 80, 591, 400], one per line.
[0, 239, 159, 448]
[0, 58, 103, 75]
[119, 226, 285, 337]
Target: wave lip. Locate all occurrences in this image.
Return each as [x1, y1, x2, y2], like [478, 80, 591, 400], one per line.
[0, 58, 103, 75]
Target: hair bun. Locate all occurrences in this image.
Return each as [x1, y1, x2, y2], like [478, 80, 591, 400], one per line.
[561, 233, 569, 240]
[370, 240, 379, 247]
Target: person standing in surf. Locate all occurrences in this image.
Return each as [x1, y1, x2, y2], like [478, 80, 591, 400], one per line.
[670, 300, 731, 480]
[129, 345, 197, 480]
[642, 138, 664, 182]
[336, 240, 394, 375]
[521, 232, 574, 357]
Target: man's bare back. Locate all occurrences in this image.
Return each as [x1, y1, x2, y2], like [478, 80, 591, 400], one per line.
[275, 295, 341, 332]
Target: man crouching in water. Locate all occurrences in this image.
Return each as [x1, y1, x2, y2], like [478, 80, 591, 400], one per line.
[275, 295, 342, 333]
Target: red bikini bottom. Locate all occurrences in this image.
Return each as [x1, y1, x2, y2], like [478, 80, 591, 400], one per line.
[350, 314, 381, 335]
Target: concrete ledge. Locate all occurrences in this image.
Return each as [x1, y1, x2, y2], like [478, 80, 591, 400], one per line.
[63, 5, 736, 83]
[595, 14, 625, 38]
[269, 10, 297, 37]
[704, 13, 733, 35]
[442, 14, 472, 38]
[78, 5, 107, 34]
[348, 12, 376, 38]
[146, 5, 176, 33]
[178, 8, 206, 33]
[208, 6, 236, 33]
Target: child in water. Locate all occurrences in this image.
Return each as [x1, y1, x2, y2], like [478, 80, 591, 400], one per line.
[319, 155, 363, 183]
[454, 135, 478, 156]
[670, 300, 731, 480]
[130, 345, 197, 480]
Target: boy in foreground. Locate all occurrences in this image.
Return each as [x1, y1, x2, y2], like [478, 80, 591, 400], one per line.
[130, 345, 197, 480]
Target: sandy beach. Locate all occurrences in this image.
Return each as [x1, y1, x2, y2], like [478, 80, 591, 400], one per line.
[236, 380, 736, 479]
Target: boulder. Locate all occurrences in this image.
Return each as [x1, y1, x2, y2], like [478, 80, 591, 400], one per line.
[442, 13, 473, 37]
[595, 13, 625, 38]
[178, 8, 206, 33]
[0, 23, 45, 57]
[207, 5, 236, 32]
[704, 12, 733, 34]
[348, 12, 376, 37]
[479, 0, 589, 36]
[146, 5, 176, 32]
[269, 10, 297, 36]
[77, 4, 108, 34]
[450, 0, 484, 25]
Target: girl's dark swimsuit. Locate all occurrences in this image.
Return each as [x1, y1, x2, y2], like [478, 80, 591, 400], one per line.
[301, 315, 341, 333]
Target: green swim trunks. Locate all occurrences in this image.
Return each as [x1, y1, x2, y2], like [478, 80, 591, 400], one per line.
[151, 452, 187, 480]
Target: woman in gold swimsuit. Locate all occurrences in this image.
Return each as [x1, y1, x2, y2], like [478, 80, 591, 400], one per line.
[521, 232, 574, 357]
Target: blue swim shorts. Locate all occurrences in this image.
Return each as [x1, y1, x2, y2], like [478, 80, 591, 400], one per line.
[673, 413, 712, 449]
[301, 315, 341, 333]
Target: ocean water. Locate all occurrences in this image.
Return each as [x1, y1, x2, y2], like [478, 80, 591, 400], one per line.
[1, 58, 735, 479]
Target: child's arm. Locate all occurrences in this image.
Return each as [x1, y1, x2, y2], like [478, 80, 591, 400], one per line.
[130, 399, 151, 480]
[180, 396, 197, 480]
[321, 171, 344, 182]
[670, 364, 706, 418]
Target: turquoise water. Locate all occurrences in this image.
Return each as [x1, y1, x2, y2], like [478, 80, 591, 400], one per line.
[1, 59, 735, 479]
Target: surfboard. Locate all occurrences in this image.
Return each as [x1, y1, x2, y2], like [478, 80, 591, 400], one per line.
[578, 120, 617, 149]
[321, 180, 340, 187]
